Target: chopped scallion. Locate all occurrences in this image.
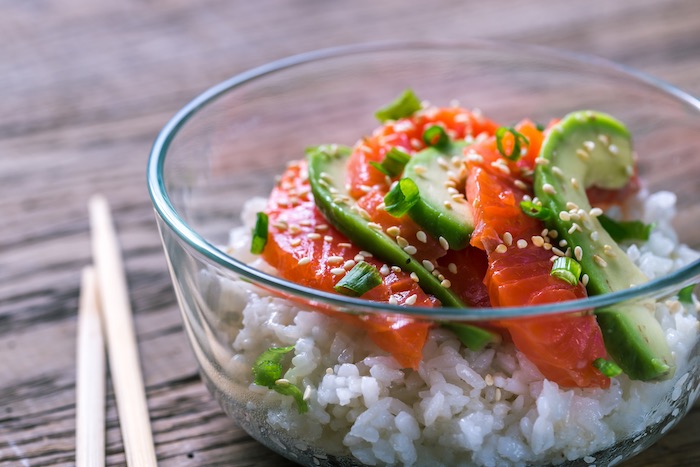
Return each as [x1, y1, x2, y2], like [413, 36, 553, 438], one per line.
[252, 345, 308, 413]
[678, 284, 696, 303]
[370, 147, 411, 177]
[422, 125, 450, 150]
[374, 89, 422, 123]
[598, 214, 652, 243]
[250, 212, 269, 254]
[384, 178, 420, 217]
[550, 256, 582, 286]
[495, 127, 529, 161]
[593, 358, 623, 377]
[520, 200, 551, 220]
[334, 261, 382, 297]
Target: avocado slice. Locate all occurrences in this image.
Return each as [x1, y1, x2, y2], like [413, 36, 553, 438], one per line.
[534, 111, 674, 381]
[402, 144, 474, 250]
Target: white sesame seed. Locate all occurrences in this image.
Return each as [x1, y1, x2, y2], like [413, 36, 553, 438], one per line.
[377, 202, 386, 211]
[582, 274, 590, 286]
[548, 230, 559, 239]
[566, 202, 579, 210]
[495, 244, 508, 254]
[593, 255, 608, 268]
[574, 246, 583, 261]
[551, 166, 564, 177]
[422, 260, 435, 272]
[303, 385, 312, 401]
[298, 257, 311, 265]
[552, 247, 566, 257]
[410, 272, 419, 282]
[608, 144, 619, 155]
[448, 263, 458, 274]
[396, 236, 409, 248]
[559, 239, 568, 247]
[327, 256, 344, 264]
[598, 134, 610, 145]
[391, 266, 402, 273]
[589, 207, 603, 217]
[543, 243, 553, 250]
[290, 238, 301, 247]
[379, 264, 390, 276]
[603, 244, 617, 257]
[439, 236, 450, 250]
[288, 225, 302, 234]
[353, 255, 364, 263]
[559, 211, 571, 221]
[443, 200, 453, 210]
[466, 151, 484, 163]
[583, 141, 595, 151]
[542, 183, 557, 195]
[571, 177, 580, 189]
[503, 232, 513, 246]
[367, 222, 382, 230]
[273, 221, 288, 230]
[441, 279, 452, 288]
[576, 149, 590, 160]
[590, 231, 599, 241]
[491, 161, 511, 175]
[534, 157, 549, 166]
[514, 179, 528, 190]
[307, 232, 321, 240]
[324, 235, 333, 242]
[338, 242, 352, 248]
[386, 226, 401, 237]
[275, 378, 290, 386]
[405, 294, 418, 305]
[517, 239, 528, 249]
[568, 223, 582, 234]
[550, 255, 558, 262]
[404, 245, 418, 255]
[413, 165, 427, 175]
[359, 250, 373, 258]
[330, 267, 346, 276]
[416, 231, 428, 243]
[437, 157, 449, 169]
[389, 296, 399, 305]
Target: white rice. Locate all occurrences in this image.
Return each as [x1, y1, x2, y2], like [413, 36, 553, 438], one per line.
[205, 190, 699, 466]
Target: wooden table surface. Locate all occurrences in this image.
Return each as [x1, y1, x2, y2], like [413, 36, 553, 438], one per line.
[2, 1, 699, 465]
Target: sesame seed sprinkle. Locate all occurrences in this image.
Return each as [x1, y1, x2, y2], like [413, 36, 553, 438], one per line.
[568, 223, 582, 234]
[576, 149, 590, 160]
[344, 260, 357, 270]
[503, 232, 513, 246]
[410, 272, 420, 282]
[298, 257, 311, 265]
[548, 229, 559, 239]
[367, 222, 382, 230]
[324, 235, 333, 242]
[396, 236, 409, 248]
[514, 179, 528, 190]
[574, 246, 583, 261]
[583, 141, 595, 151]
[517, 239, 528, 249]
[405, 294, 418, 305]
[439, 236, 450, 250]
[338, 242, 352, 248]
[552, 247, 566, 257]
[404, 245, 418, 255]
[327, 256, 344, 264]
[559, 211, 571, 221]
[495, 244, 508, 254]
[416, 231, 428, 243]
[534, 157, 549, 166]
[551, 166, 564, 177]
[589, 207, 603, 217]
[441, 279, 452, 288]
[290, 238, 301, 247]
[444, 200, 453, 210]
[571, 177, 580, 189]
[593, 255, 608, 268]
[380, 264, 390, 275]
[353, 255, 364, 263]
[531, 235, 545, 247]
[391, 266, 402, 273]
[542, 183, 557, 195]
[582, 274, 590, 286]
[448, 263, 458, 274]
[608, 144, 619, 155]
[559, 239, 568, 247]
[330, 267, 346, 276]
[566, 202, 579, 210]
[389, 296, 399, 305]
[307, 232, 322, 240]
[422, 260, 435, 272]
[386, 226, 401, 237]
[359, 250, 373, 257]
[590, 231, 599, 241]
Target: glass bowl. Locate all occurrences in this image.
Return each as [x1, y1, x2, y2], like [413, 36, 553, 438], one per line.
[147, 41, 700, 466]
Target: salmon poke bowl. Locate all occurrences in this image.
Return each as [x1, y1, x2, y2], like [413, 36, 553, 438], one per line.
[147, 41, 700, 466]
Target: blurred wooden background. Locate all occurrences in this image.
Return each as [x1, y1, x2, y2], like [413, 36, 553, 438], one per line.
[1, 0, 699, 465]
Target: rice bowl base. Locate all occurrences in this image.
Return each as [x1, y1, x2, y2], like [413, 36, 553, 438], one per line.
[189, 190, 700, 467]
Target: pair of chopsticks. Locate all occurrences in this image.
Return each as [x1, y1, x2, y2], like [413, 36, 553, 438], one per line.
[75, 195, 158, 466]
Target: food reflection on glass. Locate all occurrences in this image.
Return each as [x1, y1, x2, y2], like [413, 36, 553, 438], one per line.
[211, 89, 699, 466]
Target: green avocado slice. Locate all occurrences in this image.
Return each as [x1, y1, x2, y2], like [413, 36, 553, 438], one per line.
[534, 110, 674, 381]
[402, 144, 474, 250]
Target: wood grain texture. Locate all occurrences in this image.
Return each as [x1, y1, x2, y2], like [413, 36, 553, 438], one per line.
[1, 0, 699, 465]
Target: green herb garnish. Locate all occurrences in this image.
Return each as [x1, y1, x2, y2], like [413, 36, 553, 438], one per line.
[520, 200, 551, 220]
[384, 178, 420, 217]
[334, 261, 382, 297]
[252, 345, 308, 413]
[370, 147, 411, 177]
[374, 89, 422, 123]
[250, 212, 269, 254]
[422, 125, 450, 150]
[495, 127, 529, 161]
[678, 284, 696, 304]
[550, 256, 582, 286]
[598, 214, 652, 243]
[593, 358, 623, 377]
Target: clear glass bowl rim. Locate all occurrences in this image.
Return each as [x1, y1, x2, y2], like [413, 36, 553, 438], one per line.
[147, 39, 700, 321]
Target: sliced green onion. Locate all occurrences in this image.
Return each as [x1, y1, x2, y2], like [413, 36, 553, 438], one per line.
[520, 200, 551, 220]
[250, 212, 269, 254]
[598, 214, 652, 243]
[422, 125, 450, 150]
[252, 345, 308, 413]
[334, 261, 383, 297]
[370, 147, 411, 177]
[535, 122, 546, 132]
[593, 358, 623, 377]
[495, 127, 529, 161]
[374, 88, 422, 123]
[384, 178, 420, 217]
[550, 256, 582, 286]
[678, 284, 696, 303]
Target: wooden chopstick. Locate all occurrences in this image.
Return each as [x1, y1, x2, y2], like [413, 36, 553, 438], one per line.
[89, 195, 158, 466]
[76, 266, 105, 467]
